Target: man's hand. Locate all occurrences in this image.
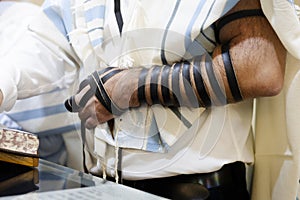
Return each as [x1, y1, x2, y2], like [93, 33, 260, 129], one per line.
[66, 0, 287, 129]
[65, 68, 139, 129]
[77, 94, 114, 130]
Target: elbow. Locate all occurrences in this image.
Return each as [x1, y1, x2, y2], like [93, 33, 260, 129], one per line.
[257, 68, 285, 97]
[265, 77, 284, 96]
[259, 44, 287, 97]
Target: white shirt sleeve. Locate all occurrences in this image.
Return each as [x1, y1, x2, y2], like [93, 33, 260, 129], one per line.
[0, 4, 79, 112]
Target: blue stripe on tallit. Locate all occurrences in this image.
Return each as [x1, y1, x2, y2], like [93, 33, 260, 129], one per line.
[84, 5, 105, 22]
[186, 0, 217, 56]
[200, 0, 217, 46]
[91, 37, 104, 47]
[145, 117, 164, 152]
[185, 0, 240, 56]
[35, 123, 80, 137]
[42, 0, 73, 41]
[221, 0, 240, 16]
[160, 0, 181, 65]
[7, 104, 68, 122]
[184, 0, 206, 51]
[84, 2, 106, 48]
[145, 133, 164, 152]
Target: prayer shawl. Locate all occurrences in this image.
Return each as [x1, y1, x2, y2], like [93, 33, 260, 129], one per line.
[39, 0, 249, 158]
[252, 1, 300, 199]
[4, 0, 300, 197]
[42, 0, 241, 152]
[0, 1, 82, 169]
[39, 0, 256, 180]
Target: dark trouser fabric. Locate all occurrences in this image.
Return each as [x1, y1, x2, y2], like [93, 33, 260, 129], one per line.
[206, 162, 249, 200]
[120, 162, 250, 200]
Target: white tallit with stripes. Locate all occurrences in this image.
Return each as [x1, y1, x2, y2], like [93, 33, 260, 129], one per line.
[58, 0, 241, 151]
[41, 0, 254, 178]
[0, 1, 83, 169]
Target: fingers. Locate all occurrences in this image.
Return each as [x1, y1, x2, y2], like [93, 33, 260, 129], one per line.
[84, 116, 99, 130]
[78, 97, 96, 122]
[65, 68, 124, 129]
[78, 97, 99, 129]
[78, 96, 114, 129]
[64, 83, 92, 112]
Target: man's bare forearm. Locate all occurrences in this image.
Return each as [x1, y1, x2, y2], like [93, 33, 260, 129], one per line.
[65, 0, 286, 121]
[103, 0, 286, 111]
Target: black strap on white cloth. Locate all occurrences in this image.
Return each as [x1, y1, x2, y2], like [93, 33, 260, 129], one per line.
[80, 121, 88, 173]
[114, 0, 123, 34]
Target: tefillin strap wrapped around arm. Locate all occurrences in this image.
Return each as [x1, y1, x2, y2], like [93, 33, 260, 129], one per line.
[65, 46, 244, 112]
[138, 9, 266, 107]
[137, 49, 243, 108]
[65, 67, 127, 115]
[214, 9, 265, 43]
[137, 54, 222, 108]
[221, 42, 243, 102]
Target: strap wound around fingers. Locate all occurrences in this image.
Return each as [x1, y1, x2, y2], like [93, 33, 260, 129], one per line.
[91, 72, 112, 112]
[64, 96, 80, 112]
[64, 80, 96, 112]
[64, 68, 127, 115]
[92, 70, 127, 116]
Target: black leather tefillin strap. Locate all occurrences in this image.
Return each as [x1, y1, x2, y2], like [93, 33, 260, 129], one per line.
[64, 67, 126, 173]
[204, 54, 227, 105]
[137, 56, 212, 108]
[221, 42, 243, 102]
[214, 9, 265, 43]
[192, 56, 211, 107]
[64, 67, 127, 116]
